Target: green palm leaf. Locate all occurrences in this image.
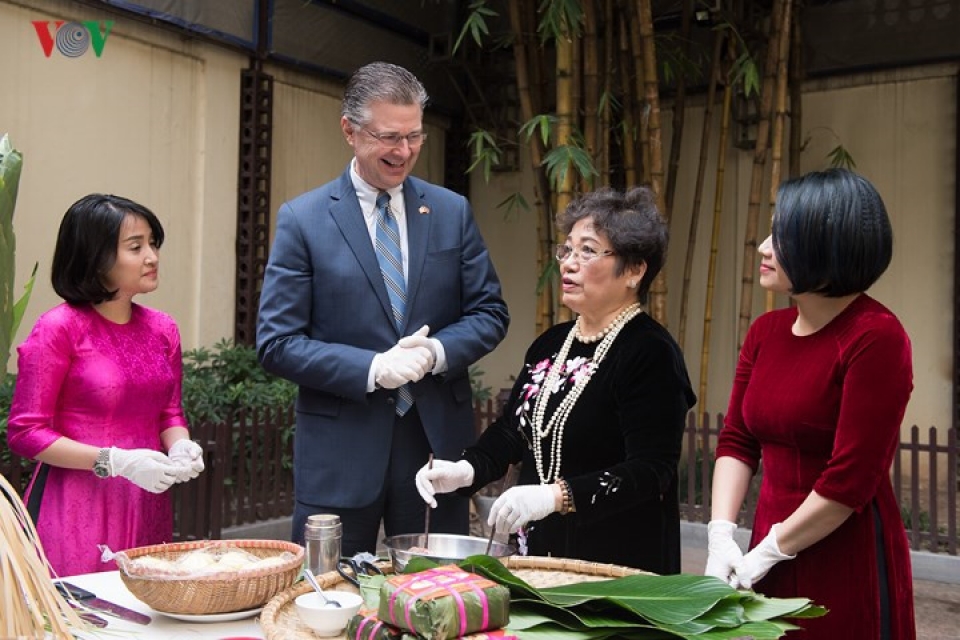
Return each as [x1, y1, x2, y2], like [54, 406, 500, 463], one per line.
[411, 556, 824, 639]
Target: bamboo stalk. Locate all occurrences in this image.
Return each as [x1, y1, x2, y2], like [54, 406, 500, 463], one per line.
[555, 32, 576, 324]
[582, 0, 600, 192]
[508, 0, 555, 333]
[617, 17, 637, 186]
[597, 0, 615, 183]
[637, 0, 669, 327]
[788, 3, 804, 179]
[699, 36, 737, 424]
[664, 0, 694, 213]
[736, 0, 787, 348]
[766, 0, 794, 313]
[678, 28, 726, 352]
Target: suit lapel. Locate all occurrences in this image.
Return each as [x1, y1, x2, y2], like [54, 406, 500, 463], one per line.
[329, 170, 396, 330]
[403, 179, 431, 330]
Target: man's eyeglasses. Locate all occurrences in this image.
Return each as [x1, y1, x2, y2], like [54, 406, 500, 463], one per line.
[362, 128, 428, 148]
[555, 244, 616, 264]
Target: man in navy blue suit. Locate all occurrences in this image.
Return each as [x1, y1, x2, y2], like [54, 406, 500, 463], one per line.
[257, 62, 509, 555]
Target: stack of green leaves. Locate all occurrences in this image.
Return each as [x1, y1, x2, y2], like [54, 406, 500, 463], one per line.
[401, 556, 825, 640]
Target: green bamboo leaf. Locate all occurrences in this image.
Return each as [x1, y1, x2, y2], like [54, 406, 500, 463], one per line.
[496, 192, 530, 221]
[465, 129, 502, 182]
[543, 144, 598, 189]
[598, 90, 621, 119]
[537, 0, 584, 43]
[454, 0, 498, 53]
[743, 59, 761, 98]
[535, 256, 560, 296]
[520, 114, 556, 148]
[826, 144, 857, 169]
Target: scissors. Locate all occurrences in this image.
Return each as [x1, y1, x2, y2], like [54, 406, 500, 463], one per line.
[336, 556, 385, 588]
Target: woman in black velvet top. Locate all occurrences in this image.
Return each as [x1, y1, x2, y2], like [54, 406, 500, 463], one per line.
[416, 187, 696, 572]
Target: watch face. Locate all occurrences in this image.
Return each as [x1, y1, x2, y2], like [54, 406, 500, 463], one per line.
[93, 449, 111, 478]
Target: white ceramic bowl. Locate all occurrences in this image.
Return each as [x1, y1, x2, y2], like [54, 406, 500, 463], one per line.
[294, 590, 363, 637]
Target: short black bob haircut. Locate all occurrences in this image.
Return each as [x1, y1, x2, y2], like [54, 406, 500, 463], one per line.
[556, 186, 668, 305]
[51, 193, 165, 305]
[772, 168, 892, 297]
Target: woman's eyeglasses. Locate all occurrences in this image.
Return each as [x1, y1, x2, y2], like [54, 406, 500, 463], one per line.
[555, 244, 615, 264]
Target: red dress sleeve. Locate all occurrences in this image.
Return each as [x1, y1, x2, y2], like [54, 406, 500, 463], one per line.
[716, 315, 766, 472]
[813, 315, 913, 510]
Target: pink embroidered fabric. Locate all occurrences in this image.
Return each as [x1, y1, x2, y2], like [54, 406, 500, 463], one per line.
[7, 303, 187, 576]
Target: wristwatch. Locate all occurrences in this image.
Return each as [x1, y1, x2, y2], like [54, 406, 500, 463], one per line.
[92, 448, 111, 478]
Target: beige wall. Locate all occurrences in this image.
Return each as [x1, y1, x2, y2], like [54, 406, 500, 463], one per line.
[3, 0, 243, 351]
[472, 64, 957, 434]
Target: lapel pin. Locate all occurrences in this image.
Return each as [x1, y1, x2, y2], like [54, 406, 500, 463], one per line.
[419, 205, 430, 215]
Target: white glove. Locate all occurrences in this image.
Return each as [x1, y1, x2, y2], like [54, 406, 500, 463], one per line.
[398, 325, 437, 370]
[108, 447, 179, 494]
[375, 329, 432, 389]
[704, 519, 744, 586]
[415, 459, 475, 508]
[733, 523, 796, 589]
[168, 439, 205, 483]
[488, 484, 557, 534]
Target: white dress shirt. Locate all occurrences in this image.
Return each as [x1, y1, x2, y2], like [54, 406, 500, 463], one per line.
[350, 161, 447, 392]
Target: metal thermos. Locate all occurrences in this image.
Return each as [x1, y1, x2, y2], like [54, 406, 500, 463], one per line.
[304, 514, 342, 576]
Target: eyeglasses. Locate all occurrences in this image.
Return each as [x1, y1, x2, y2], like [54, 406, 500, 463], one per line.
[361, 128, 428, 148]
[555, 244, 616, 264]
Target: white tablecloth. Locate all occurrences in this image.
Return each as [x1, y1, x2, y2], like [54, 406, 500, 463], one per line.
[65, 571, 265, 639]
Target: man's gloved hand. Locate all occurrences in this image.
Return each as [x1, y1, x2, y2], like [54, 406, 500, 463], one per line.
[398, 325, 437, 371]
[375, 338, 432, 389]
[733, 523, 796, 589]
[488, 484, 557, 534]
[415, 459, 475, 507]
[108, 447, 179, 493]
[704, 519, 744, 586]
[168, 439, 205, 483]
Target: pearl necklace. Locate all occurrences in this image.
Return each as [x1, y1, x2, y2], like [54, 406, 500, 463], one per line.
[530, 303, 643, 484]
[576, 310, 627, 343]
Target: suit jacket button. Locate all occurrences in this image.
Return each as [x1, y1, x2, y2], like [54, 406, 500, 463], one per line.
[386, 397, 396, 405]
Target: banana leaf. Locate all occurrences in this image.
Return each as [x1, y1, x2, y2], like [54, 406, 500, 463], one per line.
[742, 594, 826, 621]
[538, 574, 741, 625]
[0, 133, 24, 375]
[416, 556, 825, 639]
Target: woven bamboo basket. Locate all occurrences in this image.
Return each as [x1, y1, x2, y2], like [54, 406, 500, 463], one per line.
[118, 539, 304, 615]
[259, 555, 643, 640]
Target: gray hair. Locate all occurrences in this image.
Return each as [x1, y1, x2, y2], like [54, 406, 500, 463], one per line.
[556, 186, 668, 304]
[341, 62, 429, 125]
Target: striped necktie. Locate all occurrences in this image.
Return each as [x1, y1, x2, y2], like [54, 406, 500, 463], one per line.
[375, 192, 413, 416]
